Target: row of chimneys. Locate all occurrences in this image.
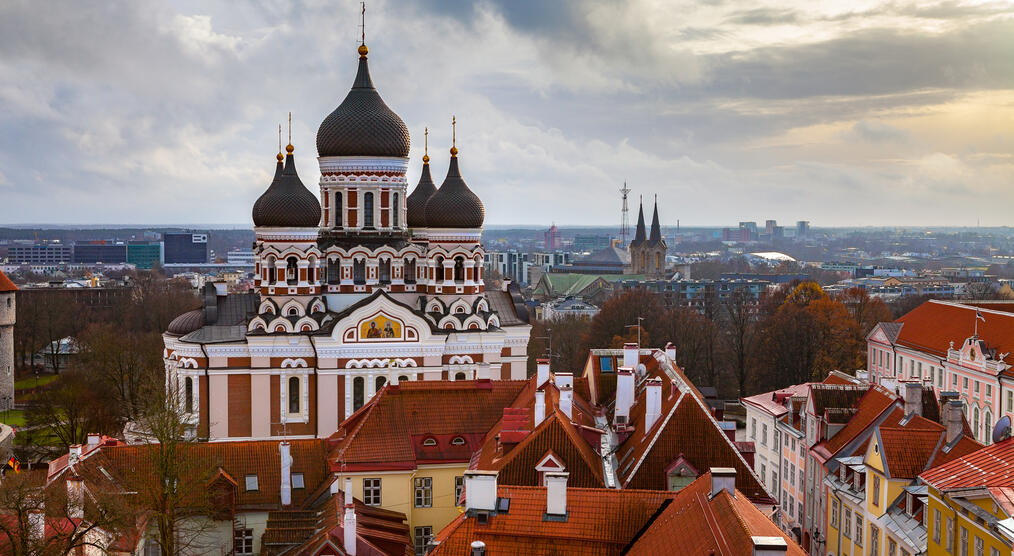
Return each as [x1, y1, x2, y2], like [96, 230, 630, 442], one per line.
[462, 467, 787, 556]
[900, 383, 964, 444]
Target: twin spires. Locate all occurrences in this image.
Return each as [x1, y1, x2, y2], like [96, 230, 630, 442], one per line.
[631, 196, 663, 246]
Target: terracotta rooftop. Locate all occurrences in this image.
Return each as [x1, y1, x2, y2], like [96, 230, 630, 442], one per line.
[740, 382, 812, 418]
[812, 384, 897, 462]
[0, 269, 16, 293]
[876, 412, 982, 479]
[430, 485, 677, 555]
[626, 472, 807, 555]
[327, 380, 527, 471]
[920, 436, 1014, 491]
[893, 300, 1014, 364]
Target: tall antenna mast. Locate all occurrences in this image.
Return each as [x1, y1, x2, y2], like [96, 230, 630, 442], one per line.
[620, 181, 631, 244]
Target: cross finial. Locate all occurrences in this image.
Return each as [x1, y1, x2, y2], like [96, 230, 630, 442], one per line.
[277, 124, 283, 161]
[357, 2, 369, 57]
[450, 116, 458, 157]
[286, 112, 294, 153]
[423, 127, 430, 163]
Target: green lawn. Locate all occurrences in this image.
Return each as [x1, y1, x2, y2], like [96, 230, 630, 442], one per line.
[14, 374, 58, 391]
[0, 409, 26, 427]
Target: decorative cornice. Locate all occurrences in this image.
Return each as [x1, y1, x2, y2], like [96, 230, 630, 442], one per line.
[318, 156, 409, 174]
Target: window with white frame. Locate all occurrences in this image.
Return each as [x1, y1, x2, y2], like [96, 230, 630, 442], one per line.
[234, 528, 254, 555]
[831, 499, 839, 528]
[414, 526, 433, 556]
[364, 478, 381, 506]
[455, 476, 464, 505]
[245, 474, 259, 491]
[855, 513, 864, 546]
[292, 473, 304, 489]
[414, 477, 432, 507]
[844, 507, 852, 538]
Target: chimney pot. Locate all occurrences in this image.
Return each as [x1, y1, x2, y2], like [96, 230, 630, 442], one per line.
[946, 399, 964, 444]
[464, 471, 498, 512]
[344, 477, 353, 505]
[554, 372, 573, 389]
[68, 444, 82, 465]
[545, 471, 569, 517]
[279, 441, 293, 506]
[536, 358, 550, 388]
[471, 541, 486, 556]
[343, 492, 357, 556]
[559, 386, 574, 420]
[623, 343, 639, 369]
[615, 369, 635, 426]
[710, 467, 736, 499]
[86, 433, 100, 446]
[645, 378, 663, 432]
[665, 342, 676, 360]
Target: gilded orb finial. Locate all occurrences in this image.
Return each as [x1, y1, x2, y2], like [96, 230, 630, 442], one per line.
[358, 44, 369, 58]
[277, 152, 284, 162]
[450, 116, 458, 157]
[423, 126, 430, 163]
[286, 143, 294, 154]
[286, 112, 294, 153]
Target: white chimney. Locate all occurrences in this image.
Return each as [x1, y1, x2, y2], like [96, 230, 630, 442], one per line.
[645, 378, 663, 432]
[344, 478, 357, 556]
[946, 399, 964, 444]
[903, 382, 923, 417]
[68, 444, 82, 465]
[752, 536, 788, 556]
[555, 372, 573, 389]
[279, 441, 293, 506]
[329, 475, 341, 495]
[559, 386, 573, 420]
[86, 433, 100, 447]
[545, 471, 569, 517]
[29, 509, 44, 542]
[213, 281, 228, 296]
[536, 358, 550, 387]
[710, 467, 736, 499]
[665, 342, 676, 360]
[390, 374, 400, 386]
[477, 362, 491, 380]
[534, 390, 546, 427]
[623, 343, 639, 368]
[67, 477, 84, 520]
[471, 540, 486, 556]
[615, 368, 635, 425]
[464, 471, 498, 512]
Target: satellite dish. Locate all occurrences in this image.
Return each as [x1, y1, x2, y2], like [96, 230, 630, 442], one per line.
[993, 415, 1012, 444]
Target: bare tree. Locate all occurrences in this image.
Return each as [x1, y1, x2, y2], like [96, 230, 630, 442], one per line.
[721, 290, 756, 397]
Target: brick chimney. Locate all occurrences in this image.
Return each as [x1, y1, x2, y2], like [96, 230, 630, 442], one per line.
[545, 471, 569, 517]
[559, 386, 573, 420]
[946, 399, 964, 444]
[67, 476, 84, 520]
[534, 390, 546, 426]
[752, 536, 788, 556]
[464, 471, 498, 512]
[536, 358, 550, 388]
[615, 368, 635, 427]
[623, 343, 639, 369]
[710, 467, 736, 499]
[903, 382, 923, 417]
[279, 441, 293, 506]
[343, 477, 357, 555]
[645, 378, 663, 431]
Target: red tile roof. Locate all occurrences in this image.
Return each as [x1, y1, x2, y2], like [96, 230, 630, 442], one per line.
[626, 472, 806, 556]
[327, 380, 527, 471]
[895, 300, 1014, 363]
[740, 382, 812, 418]
[616, 385, 772, 503]
[877, 413, 982, 479]
[920, 437, 1014, 491]
[811, 384, 897, 462]
[430, 486, 678, 555]
[0, 270, 16, 293]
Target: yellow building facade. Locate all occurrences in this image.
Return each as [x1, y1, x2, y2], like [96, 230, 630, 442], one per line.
[924, 487, 1013, 556]
[338, 463, 467, 536]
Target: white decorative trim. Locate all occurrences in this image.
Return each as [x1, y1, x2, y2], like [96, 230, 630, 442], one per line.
[345, 358, 418, 369]
[281, 358, 308, 369]
[178, 357, 199, 369]
[318, 156, 409, 174]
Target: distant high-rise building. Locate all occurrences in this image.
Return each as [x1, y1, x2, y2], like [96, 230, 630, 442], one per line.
[796, 220, 810, 238]
[765, 220, 777, 235]
[739, 221, 758, 240]
[543, 224, 561, 250]
[72, 241, 127, 264]
[126, 241, 163, 269]
[8, 242, 73, 264]
[163, 232, 208, 264]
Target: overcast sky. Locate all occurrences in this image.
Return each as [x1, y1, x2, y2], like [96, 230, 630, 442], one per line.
[1, 0, 1012, 228]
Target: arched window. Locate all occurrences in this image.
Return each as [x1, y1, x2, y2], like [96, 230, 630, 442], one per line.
[353, 259, 366, 285]
[328, 258, 341, 284]
[288, 376, 300, 414]
[656, 252, 662, 271]
[334, 191, 343, 227]
[641, 252, 646, 270]
[435, 256, 445, 282]
[288, 307, 298, 317]
[454, 257, 465, 283]
[985, 411, 993, 444]
[399, 375, 410, 383]
[353, 377, 365, 411]
[375, 376, 387, 392]
[363, 192, 374, 228]
[423, 437, 437, 447]
[392, 193, 399, 228]
[379, 259, 391, 284]
[286, 257, 298, 285]
[973, 406, 980, 439]
[184, 377, 194, 413]
[405, 259, 416, 284]
[455, 372, 467, 381]
[266, 256, 276, 284]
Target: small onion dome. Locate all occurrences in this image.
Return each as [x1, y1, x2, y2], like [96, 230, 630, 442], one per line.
[424, 153, 484, 228]
[251, 148, 321, 228]
[316, 48, 410, 158]
[167, 309, 204, 336]
[407, 160, 437, 227]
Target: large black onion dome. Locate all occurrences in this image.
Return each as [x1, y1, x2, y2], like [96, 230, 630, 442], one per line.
[424, 156, 485, 228]
[167, 309, 204, 336]
[252, 150, 322, 228]
[407, 162, 437, 227]
[316, 53, 410, 158]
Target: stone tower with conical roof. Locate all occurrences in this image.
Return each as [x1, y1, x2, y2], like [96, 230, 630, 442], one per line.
[629, 197, 667, 277]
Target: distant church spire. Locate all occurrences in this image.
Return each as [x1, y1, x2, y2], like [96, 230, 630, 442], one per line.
[649, 195, 662, 244]
[632, 196, 646, 245]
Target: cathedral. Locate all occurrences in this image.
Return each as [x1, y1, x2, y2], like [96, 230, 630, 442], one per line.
[629, 197, 667, 278]
[162, 41, 531, 441]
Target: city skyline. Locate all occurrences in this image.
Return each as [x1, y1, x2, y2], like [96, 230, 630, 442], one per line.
[1, 0, 1012, 227]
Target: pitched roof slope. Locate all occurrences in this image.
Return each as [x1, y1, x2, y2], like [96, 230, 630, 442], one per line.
[328, 380, 527, 471]
[626, 472, 806, 556]
[430, 486, 676, 556]
[0, 269, 17, 292]
[877, 413, 982, 479]
[895, 300, 1014, 362]
[920, 437, 1014, 491]
[812, 385, 897, 461]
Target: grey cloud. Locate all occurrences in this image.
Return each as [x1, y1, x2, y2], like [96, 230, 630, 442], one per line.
[724, 7, 799, 25]
[849, 120, 911, 143]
